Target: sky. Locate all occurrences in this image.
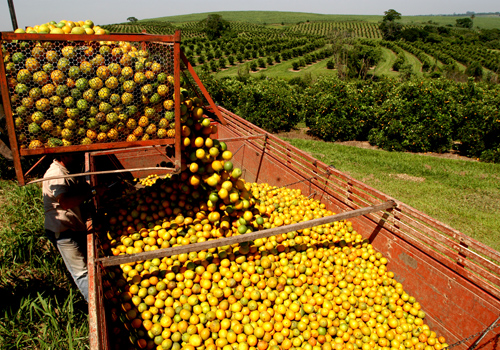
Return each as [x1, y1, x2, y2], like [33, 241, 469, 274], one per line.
[0, 0, 498, 31]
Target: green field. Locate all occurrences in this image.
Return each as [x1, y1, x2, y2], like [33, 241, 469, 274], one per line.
[102, 10, 500, 83]
[281, 139, 500, 252]
[373, 47, 399, 77]
[142, 11, 500, 29]
[214, 51, 338, 80]
[146, 12, 384, 26]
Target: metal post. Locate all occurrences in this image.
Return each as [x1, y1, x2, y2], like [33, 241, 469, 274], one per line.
[468, 314, 500, 350]
[7, 0, 19, 30]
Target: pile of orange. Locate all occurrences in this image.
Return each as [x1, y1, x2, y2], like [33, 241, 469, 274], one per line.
[97, 60, 447, 350]
[14, 19, 108, 35]
[103, 205, 448, 350]
[4, 37, 178, 149]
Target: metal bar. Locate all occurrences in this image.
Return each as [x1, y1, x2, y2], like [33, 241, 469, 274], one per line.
[19, 137, 176, 156]
[25, 166, 176, 185]
[180, 52, 227, 125]
[0, 42, 24, 185]
[85, 149, 101, 349]
[0, 32, 176, 43]
[467, 314, 500, 350]
[381, 212, 500, 298]
[106, 153, 125, 174]
[88, 144, 172, 157]
[7, 0, 18, 30]
[398, 200, 500, 263]
[87, 222, 100, 350]
[151, 144, 172, 160]
[217, 134, 266, 143]
[255, 134, 267, 184]
[395, 209, 500, 276]
[231, 142, 246, 157]
[23, 155, 46, 177]
[97, 200, 397, 267]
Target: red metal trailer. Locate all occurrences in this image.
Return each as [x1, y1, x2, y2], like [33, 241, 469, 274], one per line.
[86, 106, 500, 350]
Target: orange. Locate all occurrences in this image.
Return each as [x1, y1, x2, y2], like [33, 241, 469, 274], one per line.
[181, 125, 191, 137]
[194, 137, 204, 147]
[209, 147, 220, 158]
[218, 188, 229, 200]
[189, 174, 201, 186]
[196, 149, 206, 159]
[192, 107, 203, 119]
[189, 163, 199, 173]
[222, 151, 233, 161]
[221, 181, 233, 191]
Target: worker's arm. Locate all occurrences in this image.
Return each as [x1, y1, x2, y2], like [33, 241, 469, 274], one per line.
[56, 191, 94, 211]
[55, 185, 106, 210]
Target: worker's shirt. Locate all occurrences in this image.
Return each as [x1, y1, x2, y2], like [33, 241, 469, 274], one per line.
[43, 160, 86, 234]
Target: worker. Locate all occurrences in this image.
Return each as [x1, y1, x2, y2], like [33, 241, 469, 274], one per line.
[42, 152, 104, 302]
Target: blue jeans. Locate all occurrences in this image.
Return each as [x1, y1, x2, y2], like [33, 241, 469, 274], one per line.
[45, 229, 88, 302]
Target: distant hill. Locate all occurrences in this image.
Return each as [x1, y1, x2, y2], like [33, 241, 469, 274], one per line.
[138, 11, 500, 29]
[142, 11, 383, 25]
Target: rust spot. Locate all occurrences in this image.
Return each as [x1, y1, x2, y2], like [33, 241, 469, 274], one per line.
[393, 273, 405, 283]
[399, 252, 418, 270]
[386, 239, 393, 259]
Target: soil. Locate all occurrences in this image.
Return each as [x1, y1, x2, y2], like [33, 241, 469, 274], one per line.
[274, 127, 477, 162]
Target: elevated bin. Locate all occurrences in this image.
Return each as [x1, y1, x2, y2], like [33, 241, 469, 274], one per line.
[0, 31, 184, 184]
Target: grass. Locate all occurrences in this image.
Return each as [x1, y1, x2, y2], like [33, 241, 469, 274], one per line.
[143, 11, 500, 29]
[147, 12, 385, 26]
[0, 181, 89, 349]
[403, 50, 424, 76]
[214, 54, 337, 81]
[280, 139, 500, 252]
[373, 47, 398, 77]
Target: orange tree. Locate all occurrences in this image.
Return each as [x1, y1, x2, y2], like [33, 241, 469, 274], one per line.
[455, 79, 500, 162]
[368, 78, 459, 153]
[235, 78, 301, 132]
[201, 74, 301, 133]
[301, 76, 393, 141]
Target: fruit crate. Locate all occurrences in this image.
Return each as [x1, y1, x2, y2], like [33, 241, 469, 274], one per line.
[0, 31, 186, 185]
[86, 106, 500, 350]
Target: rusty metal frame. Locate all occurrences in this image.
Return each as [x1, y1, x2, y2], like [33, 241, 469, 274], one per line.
[86, 152, 110, 350]
[0, 31, 183, 185]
